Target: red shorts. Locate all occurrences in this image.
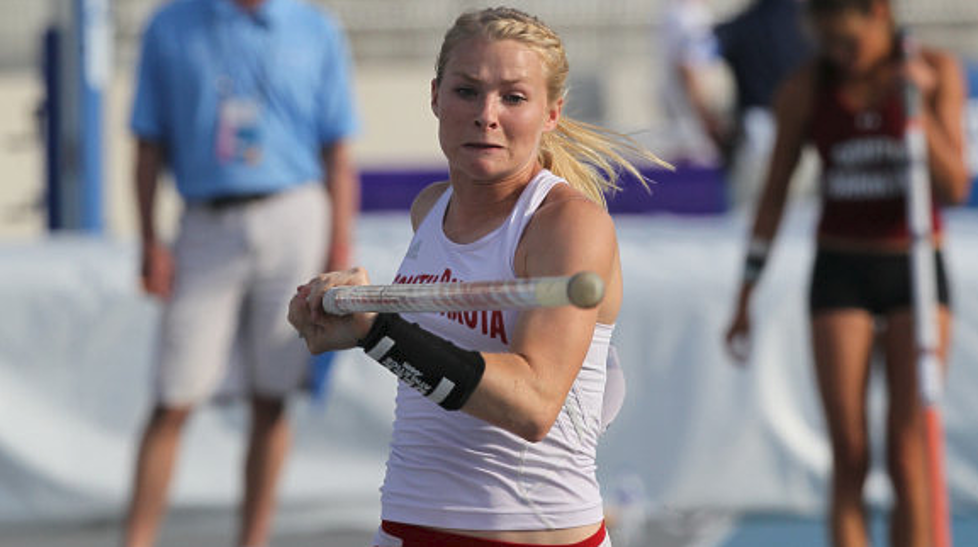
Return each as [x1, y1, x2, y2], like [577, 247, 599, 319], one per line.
[378, 520, 608, 547]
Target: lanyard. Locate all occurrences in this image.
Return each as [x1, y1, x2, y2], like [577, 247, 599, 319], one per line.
[211, 6, 275, 103]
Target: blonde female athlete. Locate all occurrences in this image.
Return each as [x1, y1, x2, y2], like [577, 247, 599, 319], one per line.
[289, 8, 663, 547]
[725, 0, 969, 546]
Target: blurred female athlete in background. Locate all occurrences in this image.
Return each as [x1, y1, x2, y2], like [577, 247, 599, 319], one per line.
[726, 0, 969, 546]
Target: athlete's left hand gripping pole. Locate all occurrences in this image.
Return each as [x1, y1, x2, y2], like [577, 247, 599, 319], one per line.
[900, 29, 953, 547]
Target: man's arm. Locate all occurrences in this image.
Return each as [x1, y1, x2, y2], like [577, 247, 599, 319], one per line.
[321, 139, 359, 272]
[678, 62, 730, 153]
[134, 139, 173, 298]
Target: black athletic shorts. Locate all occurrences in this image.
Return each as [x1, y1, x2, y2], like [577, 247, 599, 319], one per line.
[809, 249, 951, 315]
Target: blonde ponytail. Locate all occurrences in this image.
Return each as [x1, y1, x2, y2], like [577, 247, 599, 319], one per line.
[542, 117, 668, 208]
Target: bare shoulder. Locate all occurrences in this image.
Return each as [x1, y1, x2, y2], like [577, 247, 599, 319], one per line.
[535, 183, 613, 228]
[518, 184, 616, 265]
[770, 59, 821, 132]
[921, 46, 960, 71]
[777, 60, 820, 109]
[922, 46, 965, 86]
[516, 182, 621, 319]
[409, 181, 450, 232]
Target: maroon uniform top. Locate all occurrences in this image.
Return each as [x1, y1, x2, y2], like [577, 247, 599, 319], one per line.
[809, 67, 942, 242]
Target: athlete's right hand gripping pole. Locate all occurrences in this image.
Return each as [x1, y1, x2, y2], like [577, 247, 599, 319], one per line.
[900, 29, 953, 547]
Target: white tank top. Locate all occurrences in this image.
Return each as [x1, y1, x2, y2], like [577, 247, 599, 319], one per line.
[380, 169, 614, 530]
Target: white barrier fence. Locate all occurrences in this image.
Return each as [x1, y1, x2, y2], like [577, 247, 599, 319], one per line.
[1, 207, 977, 528]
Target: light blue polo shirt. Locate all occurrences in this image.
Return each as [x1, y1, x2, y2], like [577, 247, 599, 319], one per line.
[131, 0, 359, 202]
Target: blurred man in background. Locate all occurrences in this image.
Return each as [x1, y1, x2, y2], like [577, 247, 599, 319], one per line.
[122, 0, 359, 546]
[658, 0, 730, 167]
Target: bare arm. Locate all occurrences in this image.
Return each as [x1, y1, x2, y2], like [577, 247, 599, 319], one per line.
[916, 49, 970, 205]
[740, 67, 812, 287]
[135, 139, 164, 245]
[134, 139, 172, 298]
[321, 140, 360, 271]
[463, 190, 620, 441]
[678, 63, 729, 153]
[725, 64, 814, 361]
[409, 181, 450, 232]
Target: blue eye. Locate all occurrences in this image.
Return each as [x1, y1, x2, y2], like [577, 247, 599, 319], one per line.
[503, 94, 527, 105]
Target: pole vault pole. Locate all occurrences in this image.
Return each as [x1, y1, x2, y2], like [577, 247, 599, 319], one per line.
[900, 30, 952, 547]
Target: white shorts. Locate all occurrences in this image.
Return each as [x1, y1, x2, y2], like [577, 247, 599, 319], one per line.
[154, 183, 329, 405]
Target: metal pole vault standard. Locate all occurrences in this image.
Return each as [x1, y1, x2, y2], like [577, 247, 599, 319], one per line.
[901, 32, 952, 547]
[44, 0, 109, 232]
[75, 0, 110, 232]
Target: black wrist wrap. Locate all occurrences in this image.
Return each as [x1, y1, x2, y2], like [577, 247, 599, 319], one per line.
[357, 313, 486, 411]
[744, 254, 767, 284]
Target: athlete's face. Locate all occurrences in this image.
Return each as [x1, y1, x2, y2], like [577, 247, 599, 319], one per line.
[813, 4, 892, 76]
[432, 37, 562, 184]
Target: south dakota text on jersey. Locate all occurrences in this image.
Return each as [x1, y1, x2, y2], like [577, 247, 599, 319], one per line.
[393, 268, 510, 344]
